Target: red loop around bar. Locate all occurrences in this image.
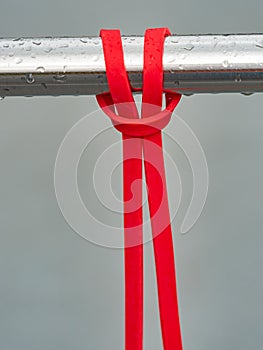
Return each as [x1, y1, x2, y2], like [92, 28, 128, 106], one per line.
[96, 28, 183, 350]
[96, 91, 180, 136]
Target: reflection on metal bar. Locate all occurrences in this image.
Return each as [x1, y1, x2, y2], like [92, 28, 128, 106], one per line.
[1, 34, 263, 97]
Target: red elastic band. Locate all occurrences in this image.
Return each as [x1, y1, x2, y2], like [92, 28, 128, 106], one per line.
[96, 28, 183, 350]
[142, 28, 183, 350]
[98, 29, 143, 350]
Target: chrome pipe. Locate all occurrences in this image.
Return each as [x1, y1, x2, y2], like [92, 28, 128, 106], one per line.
[0, 34, 263, 97]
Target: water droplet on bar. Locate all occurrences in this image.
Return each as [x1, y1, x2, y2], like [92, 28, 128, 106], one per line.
[222, 60, 229, 68]
[183, 44, 194, 51]
[36, 66, 45, 73]
[241, 91, 254, 96]
[32, 40, 41, 46]
[167, 56, 174, 63]
[14, 57, 23, 64]
[44, 47, 53, 53]
[53, 74, 67, 83]
[256, 40, 263, 49]
[235, 74, 242, 83]
[26, 73, 35, 84]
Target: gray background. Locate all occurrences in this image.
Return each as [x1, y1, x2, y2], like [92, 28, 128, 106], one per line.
[0, 0, 263, 349]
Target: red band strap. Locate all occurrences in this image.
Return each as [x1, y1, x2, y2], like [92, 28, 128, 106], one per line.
[98, 29, 143, 350]
[96, 28, 183, 350]
[142, 29, 183, 350]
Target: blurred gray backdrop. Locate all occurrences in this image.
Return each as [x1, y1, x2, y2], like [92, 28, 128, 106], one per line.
[1, 0, 263, 349]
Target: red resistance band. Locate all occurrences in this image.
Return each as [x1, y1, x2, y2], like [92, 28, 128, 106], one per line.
[96, 28, 183, 350]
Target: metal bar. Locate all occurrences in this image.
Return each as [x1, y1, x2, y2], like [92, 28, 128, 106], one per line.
[1, 34, 263, 97]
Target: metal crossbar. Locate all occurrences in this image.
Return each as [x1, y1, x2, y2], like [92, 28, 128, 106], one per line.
[1, 34, 263, 97]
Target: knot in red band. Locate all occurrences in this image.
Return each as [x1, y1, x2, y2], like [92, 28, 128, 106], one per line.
[97, 91, 180, 137]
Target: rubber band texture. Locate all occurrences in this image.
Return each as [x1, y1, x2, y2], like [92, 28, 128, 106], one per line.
[96, 28, 183, 350]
